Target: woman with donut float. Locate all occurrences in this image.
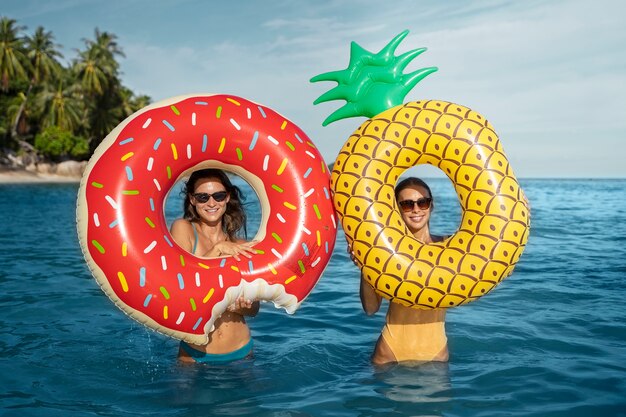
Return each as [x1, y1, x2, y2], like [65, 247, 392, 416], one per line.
[172, 168, 259, 363]
[312, 30, 530, 363]
[76, 94, 337, 352]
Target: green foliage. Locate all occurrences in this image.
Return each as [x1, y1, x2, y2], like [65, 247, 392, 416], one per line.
[0, 16, 150, 161]
[34, 125, 88, 160]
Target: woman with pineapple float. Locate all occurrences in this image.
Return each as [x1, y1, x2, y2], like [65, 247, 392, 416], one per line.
[312, 31, 530, 364]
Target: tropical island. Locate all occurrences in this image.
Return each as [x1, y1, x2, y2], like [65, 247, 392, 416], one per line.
[0, 16, 150, 182]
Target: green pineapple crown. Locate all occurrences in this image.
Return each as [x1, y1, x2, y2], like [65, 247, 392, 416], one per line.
[311, 30, 437, 126]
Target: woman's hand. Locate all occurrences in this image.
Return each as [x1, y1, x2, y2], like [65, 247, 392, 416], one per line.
[226, 296, 260, 316]
[210, 241, 257, 261]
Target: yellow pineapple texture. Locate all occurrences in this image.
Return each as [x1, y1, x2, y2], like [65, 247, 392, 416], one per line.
[331, 100, 531, 309]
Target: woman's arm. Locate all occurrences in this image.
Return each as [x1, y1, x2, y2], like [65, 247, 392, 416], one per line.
[202, 241, 257, 260]
[360, 276, 382, 315]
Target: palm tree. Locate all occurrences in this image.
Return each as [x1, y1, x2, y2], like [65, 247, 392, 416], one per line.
[37, 81, 83, 132]
[12, 26, 63, 138]
[0, 17, 29, 91]
[74, 28, 123, 96]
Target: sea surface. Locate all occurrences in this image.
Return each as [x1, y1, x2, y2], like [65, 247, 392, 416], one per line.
[1, 178, 625, 417]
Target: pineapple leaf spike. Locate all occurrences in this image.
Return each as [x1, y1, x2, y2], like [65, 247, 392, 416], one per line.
[311, 30, 437, 126]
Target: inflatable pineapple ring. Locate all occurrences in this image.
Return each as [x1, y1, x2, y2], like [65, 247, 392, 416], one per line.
[313, 31, 530, 308]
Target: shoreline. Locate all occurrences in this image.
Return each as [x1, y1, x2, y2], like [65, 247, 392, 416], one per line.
[0, 168, 81, 184]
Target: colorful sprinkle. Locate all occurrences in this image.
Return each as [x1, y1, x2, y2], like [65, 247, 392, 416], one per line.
[277, 213, 286, 223]
[195, 272, 200, 286]
[198, 262, 210, 269]
[298, 260, 305, 273]
[170, 105, 180, 115]
[149, 198, 155, 211]
[153, 138, 162, 150]
[316, 230, 321, 246]
[162, 120, 175, 131]
[202, 134, 208, 152]
[249, 131, 259, 150]
[117, 272, 129, 292]
[121, 152, 134, 161]
[303, 167, 312, 178]
[121, 190, 139, 195]
[125, 166, 134, 181]
[257, 106, 266, 118]
[263, 155, 270, 171]
[236, 148, 243, 160]
[277, 158, 288, 175]
[161, 255, 167, 270]
[272, 184, 284, 193]
[193, 317, 203, 330]
[306, 150, 316, 159]
[176, 312, 185, 325]
[203, 288, 215, 303]
[190, 298, 197, 311]
[268, 263, 277, 275]
[186, 144, 192, 159]
[166, 166, 172, 179]
[313, 204, 322, 220]
[140, 267, 146, 287]
[302, 226, 311, 235]
[194, 101, 208, 105]
[142, 118, 152, 129]
[227, 98, 241, 106]
[294, 133, 304, 143]
[92, 240, 105, 254]
[312, 257, 321, 267]
[303, 188, 314, 198]
[109, 219, 119, 228]
[119, 137, 134, 145]
[230, 266, 239, 272]
[180, 255, 185, 266]
[272, 232, 283, 244]
[91, 181, 103, 188]
[160, 286, 170, 300]
[218, 137, 226, 153]
[144, 241, 157, 254]
[153, 178, 161, 191]
[147, 157, 154, 171]
[271, 248, 283, 259]
[121, 242, 127, 256]
[283, 202, 296, 210]
[191, 112, 196, 126]
[286, 141, 295, 151]
[267, 135, 279, 145]
[177, 273, 185, 290]
[105, 195, 118, 209]
[230, 118, 241, 130]
[302, 243, 310, 256]
[93, 213, 100, 227]
[323, 187, 330, 199]
[171, 143, 178, 160]
[163, 306, 168, 319]
[163, 234, 173, 247]
[285, 275, 297, 284]
[219, 274, 224, 288]
[216, 106, 222, 118]
[145, 217, 155, 228]
[143, 294, 152, 307]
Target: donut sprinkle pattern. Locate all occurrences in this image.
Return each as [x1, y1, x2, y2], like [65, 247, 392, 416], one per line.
[77, 94, 337, 344]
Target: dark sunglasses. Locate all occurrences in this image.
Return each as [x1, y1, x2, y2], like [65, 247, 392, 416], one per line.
[398, 197, 432, 212]
[192, 191, 229, 203]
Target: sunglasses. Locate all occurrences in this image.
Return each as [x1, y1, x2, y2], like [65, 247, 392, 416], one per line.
[398, 197, 432, 212]
[192, 191, 229, 203]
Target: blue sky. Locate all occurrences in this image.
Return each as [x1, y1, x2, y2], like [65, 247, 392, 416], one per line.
[5, 0, 625, 178]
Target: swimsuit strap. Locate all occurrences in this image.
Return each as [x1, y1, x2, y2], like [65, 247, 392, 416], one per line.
[191, 222, 199, 255]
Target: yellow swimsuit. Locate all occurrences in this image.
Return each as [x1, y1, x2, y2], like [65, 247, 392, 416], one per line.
[381, 320, 448, 362]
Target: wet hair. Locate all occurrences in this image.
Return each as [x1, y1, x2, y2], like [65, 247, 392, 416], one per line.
[182, 169, 247, 241]
[395, 177, 434, 211]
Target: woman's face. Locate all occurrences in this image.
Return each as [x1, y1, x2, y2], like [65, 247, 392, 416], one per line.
[190, 177, 230, 224]
[396, 185, 432, 234]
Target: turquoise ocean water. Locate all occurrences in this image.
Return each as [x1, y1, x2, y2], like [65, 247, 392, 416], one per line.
[1, 178, 625, 416]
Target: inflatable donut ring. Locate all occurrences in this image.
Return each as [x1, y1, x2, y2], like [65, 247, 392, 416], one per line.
[77, 94, 337, 344]
[331, 100, 530, 308]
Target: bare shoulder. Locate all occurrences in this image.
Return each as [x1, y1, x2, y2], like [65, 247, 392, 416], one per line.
[170, 219, 194, 251]
[170, 218, 193, 233]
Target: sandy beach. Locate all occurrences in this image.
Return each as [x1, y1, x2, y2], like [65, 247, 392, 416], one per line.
[0, 168, 81, 184]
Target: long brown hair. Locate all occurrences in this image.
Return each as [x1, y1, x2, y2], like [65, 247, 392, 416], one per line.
[182, 169, 247, 241]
